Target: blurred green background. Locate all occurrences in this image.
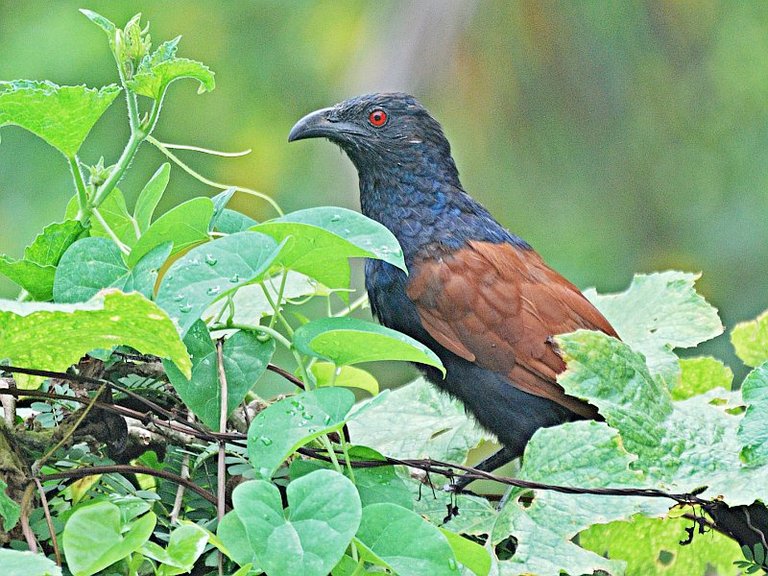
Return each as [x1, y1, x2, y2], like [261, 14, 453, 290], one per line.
[1, 1, 767, 378]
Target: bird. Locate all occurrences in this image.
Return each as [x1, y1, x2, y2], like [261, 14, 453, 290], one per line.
[288, 92, 617, 487]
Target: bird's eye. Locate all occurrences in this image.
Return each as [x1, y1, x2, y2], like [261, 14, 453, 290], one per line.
[368, 109, 388, 127]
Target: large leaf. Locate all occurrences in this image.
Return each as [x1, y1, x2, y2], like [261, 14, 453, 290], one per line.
[0, 479, 20, 532]
[493, 421, 646, 576]
[63, 501, 156, 576]
[732, 309, 768, 367]
[127, 197, 214, 266]
[205, 270, 320, 325]
[54, 238, 171, 302]
[0, 549, 61, 576]
[0, 80, 120, 157]
[0, 290, 191, 388]
[585, 271, 723, 387]
[253, 206, 405, 293]
[225, 470, 361, 576]
[580, 514, 742, 576]
[247, 387, 355, 478]
[164, 321, 275, 429]
[674, 356, 733, 400]
[293, 317, 444, 374]
[556, 330, 768, 504]
[348, 377, 487, 463]
[355, 503, 459, 576]
[155, 231, 282, 336]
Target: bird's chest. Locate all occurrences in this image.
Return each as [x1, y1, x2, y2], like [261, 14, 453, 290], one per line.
[364, 259, 425, 340]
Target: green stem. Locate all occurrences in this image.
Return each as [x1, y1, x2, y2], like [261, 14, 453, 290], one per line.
[332, 293, 369, 317]
[147, 135, 284, 216]
[68, 156, 89, 222]
[90, 131, 143, 211]
[319, 435, 342, 472]
[92, 208, 130, 254]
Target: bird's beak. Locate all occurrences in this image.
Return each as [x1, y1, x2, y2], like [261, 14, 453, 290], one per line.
[288, 106, 364, 142]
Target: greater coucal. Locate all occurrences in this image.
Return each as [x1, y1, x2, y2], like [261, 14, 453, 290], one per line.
[289, 93, 617, 484]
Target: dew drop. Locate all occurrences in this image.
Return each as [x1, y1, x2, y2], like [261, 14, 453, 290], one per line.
[206, 286, 221, 296]
[448, 558, 457, 570]
[179, 303, 192, 313]
[173, 293, 185, 302]
[205, 254, 218, 266]
[259, 436, 273, 446]
[330, 214, 341, 222]
[229, 273, 241, 283]
[323, 415, 332, 424]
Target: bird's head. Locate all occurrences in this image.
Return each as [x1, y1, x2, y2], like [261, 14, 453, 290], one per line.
[288, 92, 457, 179]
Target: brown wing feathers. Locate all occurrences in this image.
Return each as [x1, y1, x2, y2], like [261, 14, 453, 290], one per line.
[406, 241, 616, 419]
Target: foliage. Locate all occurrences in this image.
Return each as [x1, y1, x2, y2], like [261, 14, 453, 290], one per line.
[0, 9, 766, 576]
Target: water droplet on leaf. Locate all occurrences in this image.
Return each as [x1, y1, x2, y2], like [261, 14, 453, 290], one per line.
[205, 254, 218, 266]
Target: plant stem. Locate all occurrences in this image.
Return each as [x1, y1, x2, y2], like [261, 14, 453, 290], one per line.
[147, 135, 284, 216]
[91, 208, 131, 254]
[69, 156, 89, 222]
[90, 131, 143, 210]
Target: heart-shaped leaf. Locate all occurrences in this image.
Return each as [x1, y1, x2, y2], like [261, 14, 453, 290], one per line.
[63, 501, 155, 576]
[225, 470, 361, 576]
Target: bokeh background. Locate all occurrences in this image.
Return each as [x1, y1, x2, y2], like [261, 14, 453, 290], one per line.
[1, 1, 767, 378]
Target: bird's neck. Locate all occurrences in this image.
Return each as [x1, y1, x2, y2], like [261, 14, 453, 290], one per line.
[357, 158, 523, 263]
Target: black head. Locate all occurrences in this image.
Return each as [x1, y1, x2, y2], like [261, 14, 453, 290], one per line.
[288, 93, 456, 176]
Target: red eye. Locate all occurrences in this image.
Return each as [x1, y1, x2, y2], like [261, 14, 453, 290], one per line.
[368, 109, 388, 127]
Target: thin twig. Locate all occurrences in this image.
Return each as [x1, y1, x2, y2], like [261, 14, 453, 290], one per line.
[41, 464, 218, 508]
[267, 363, 305, 389]
[19, 483, 37, 553]
[33, 478, 60, 565]
[215, 339, 228, 576]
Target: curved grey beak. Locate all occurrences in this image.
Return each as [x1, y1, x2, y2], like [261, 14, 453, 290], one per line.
[288, 106, 365, 142]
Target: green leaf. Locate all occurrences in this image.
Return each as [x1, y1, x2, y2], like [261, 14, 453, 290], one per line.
[355, 503, 459, 576]
[310, 362, 379, 395]
[0, 290, 191, 388]
[253, 206, 405, 294]
[0, 479, 20, 531]
[134, 163, 171, 233]
[557, 329, 768, 505]
[0, 220, 84, 300]
[579, 515, 742, 576]
[0, 257, 55, 301]
[90, 189, 138, 247]
[738, 362, 768, 467]
[439, 528, 491, 576]
[24, 219, 85, 266]
[127, 57, 215, 100]
[209, 188, 236, 232]
[164, 321, 275, 429]
[247, 387, 355, 478]
[293, 317, 444, 373]
[155, 231, 282, 336]
[229, 470, 362, 576]
[53, 237, 126, 303]
[0, 549, 62, 576]
[63, 502, 155, 576]
[215, 208, 258, 234]
[493, 421, 645, 576]
[205, 271, 320, 325]
[0, 80, 121, 157]
[53, 238, 170, 302]
[127, 196, 214, 266]
[348, 377, 487, 462]
[585, 271, 723, 387]
[141, 523, 208, 576]
[732, 309, 768, 367]
[674, 356, 733, 400]
[217, 511, 259, 568]
[79, 9, 116, 34]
